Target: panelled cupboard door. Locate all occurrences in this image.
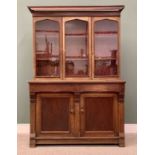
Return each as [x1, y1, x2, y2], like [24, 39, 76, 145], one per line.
[36, 93, 74, 137]
[80, 93, 118, 137]
[63, 17, 91, 79]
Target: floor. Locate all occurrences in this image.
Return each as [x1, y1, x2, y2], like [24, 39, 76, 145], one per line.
[17, 133, 136, 155]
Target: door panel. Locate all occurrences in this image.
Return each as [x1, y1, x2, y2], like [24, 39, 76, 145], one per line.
[80, 93, 118, 137]
[36, 93, 74, 137]
[41, 97, 69, 131]
[85, 97, 114, 131]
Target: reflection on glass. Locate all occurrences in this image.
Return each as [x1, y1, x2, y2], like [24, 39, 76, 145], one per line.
[94, 19, 118, 76]
[35, 20, 60, 77]
[65, 19, 89, 77]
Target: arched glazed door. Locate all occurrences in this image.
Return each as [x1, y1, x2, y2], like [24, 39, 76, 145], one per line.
[92, 18, 119, 78]
[34, 18, 62, 78]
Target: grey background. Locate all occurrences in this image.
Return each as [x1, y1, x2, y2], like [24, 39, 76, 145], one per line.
[17, 0, 137, 123]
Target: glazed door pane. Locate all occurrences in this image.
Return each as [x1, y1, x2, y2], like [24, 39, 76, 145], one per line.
[94, 19, 118, 77]
[35, 19, 60, 77]
[65, 19, 89, 77]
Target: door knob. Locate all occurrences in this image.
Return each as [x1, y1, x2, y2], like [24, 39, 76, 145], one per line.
[70, 109, 74, 113]
[80, 108, 84, 113]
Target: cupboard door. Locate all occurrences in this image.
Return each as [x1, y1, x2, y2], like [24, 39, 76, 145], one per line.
[92, 17, 119, 77]
[34, 18, 62, 78]
[63, 17, 91, 78]
[36, 93, 74, 137]
[80, 93, 118, 137]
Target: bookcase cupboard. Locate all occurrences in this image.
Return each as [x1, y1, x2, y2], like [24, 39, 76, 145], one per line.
[28, 6, 125, 147]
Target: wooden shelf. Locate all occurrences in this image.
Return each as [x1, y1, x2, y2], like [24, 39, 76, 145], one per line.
[66, 56, 88, 60]
[65, 75, 88, 77]
[66, 56, 87, 58]
[36, 50, 45, 53]
[36, 58, 59, 61]
[51, 55, 59, 58]
[95, 31, 117, 35]
[66, 58, 88, 61]
[94, 75, 118, 77]
[95, 57, 116, 60]
[35, 75, 60, 78]
[65, 33, 87, 36]
[36, 56, 59, 61]
[36, 53, 59, 57]
[36, 29, 59, 33]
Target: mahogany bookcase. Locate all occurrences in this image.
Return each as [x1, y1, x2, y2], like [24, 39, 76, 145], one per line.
[28, 5, 125, 147]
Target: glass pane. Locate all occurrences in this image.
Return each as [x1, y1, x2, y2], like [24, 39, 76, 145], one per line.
[65, 19, 89, 77]
[94, 19, 118, 76]
[35, 20, 60, 77]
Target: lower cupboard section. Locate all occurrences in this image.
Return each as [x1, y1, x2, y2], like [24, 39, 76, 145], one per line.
[29, 82, 125, 147]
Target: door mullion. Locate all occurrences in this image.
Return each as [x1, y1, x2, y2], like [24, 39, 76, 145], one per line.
[80, 95, 85, 136]
[73, 93, 80, 137]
